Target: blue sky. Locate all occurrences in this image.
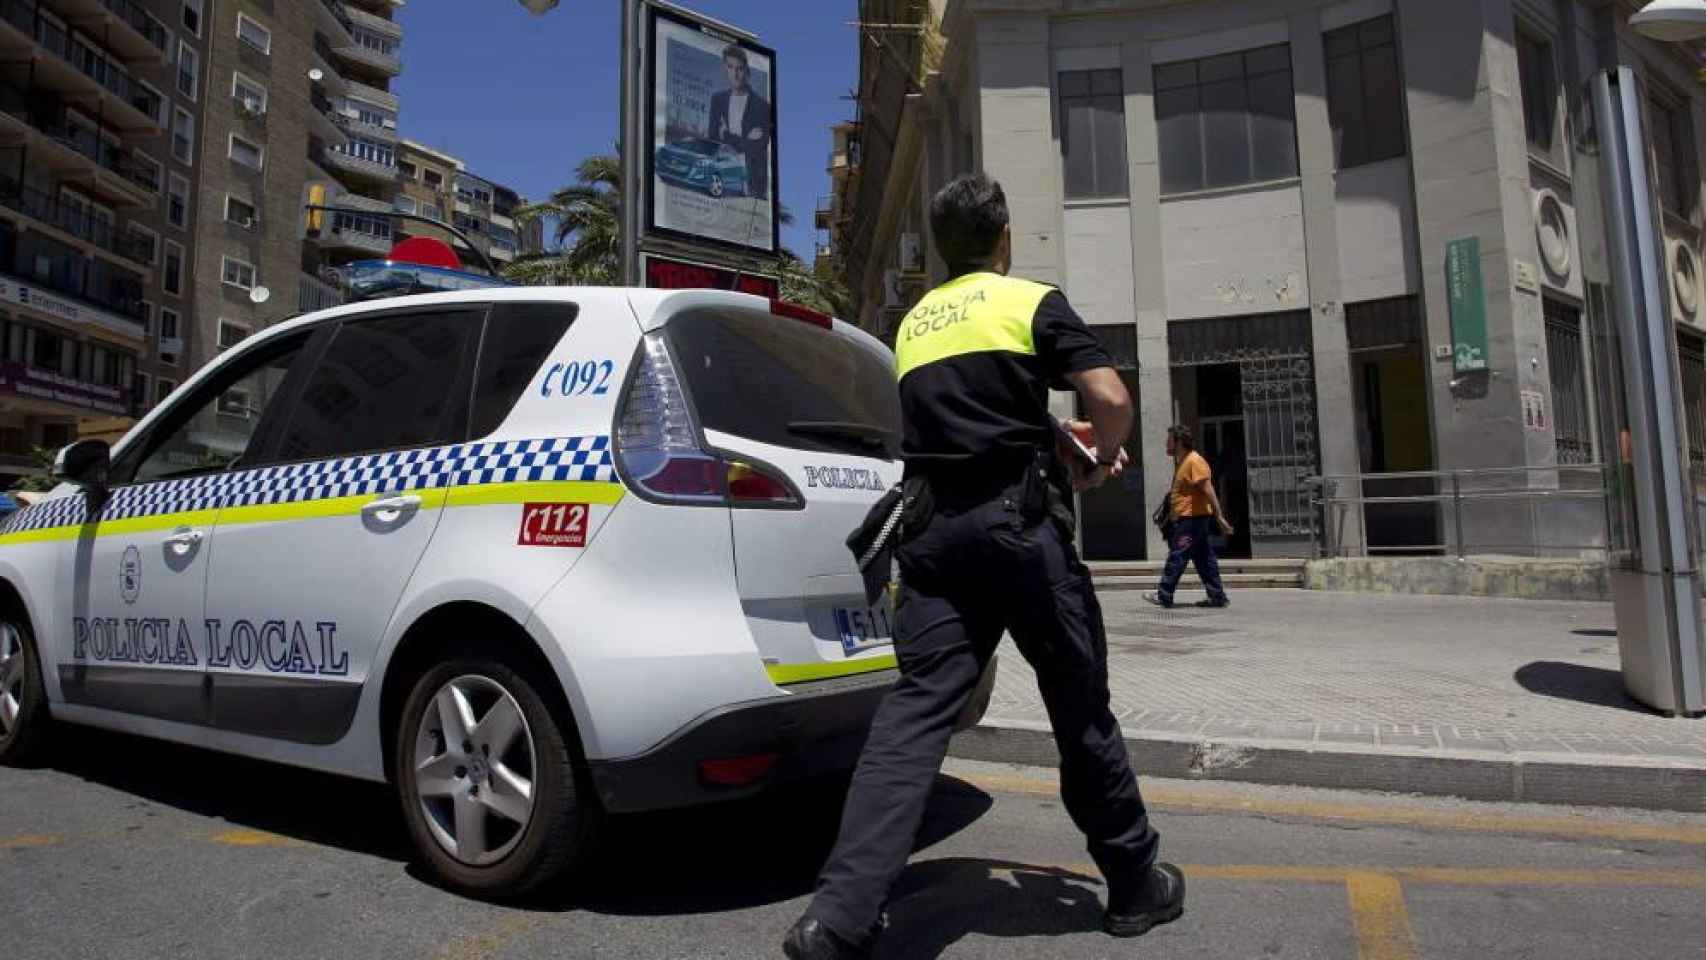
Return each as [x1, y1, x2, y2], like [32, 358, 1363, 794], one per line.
[394, 2, 855, 261]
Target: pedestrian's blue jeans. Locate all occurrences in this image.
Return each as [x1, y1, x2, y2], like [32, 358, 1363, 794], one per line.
[1157, 515, 1227, 606]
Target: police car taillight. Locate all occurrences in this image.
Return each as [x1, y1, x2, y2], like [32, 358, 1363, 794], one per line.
[769, 299, 832, 329]
[615, 334, 725, 503]
[614, 334, 801, 508]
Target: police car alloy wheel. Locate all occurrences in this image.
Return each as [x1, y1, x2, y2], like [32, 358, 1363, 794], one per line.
[396, 656, 598, 897]
[0, 616, 50, 764]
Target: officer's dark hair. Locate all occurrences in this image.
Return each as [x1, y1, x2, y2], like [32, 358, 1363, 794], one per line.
[1167, 425, 1195, 451]
[930, 173, 1009, 277]
[723, 45, 748, 67]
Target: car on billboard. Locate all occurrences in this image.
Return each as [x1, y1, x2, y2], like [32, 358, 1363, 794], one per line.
[654, 137, 750, 198]
[0, 285, 998, 898]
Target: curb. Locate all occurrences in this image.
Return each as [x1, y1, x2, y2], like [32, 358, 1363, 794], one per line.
[948, 720, 1706, 813]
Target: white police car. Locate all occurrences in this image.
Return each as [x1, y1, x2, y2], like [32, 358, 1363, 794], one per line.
[0, 288, 990, 897]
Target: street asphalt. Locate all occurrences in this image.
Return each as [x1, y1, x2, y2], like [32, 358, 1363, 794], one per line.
[3, 727, 1706, 958]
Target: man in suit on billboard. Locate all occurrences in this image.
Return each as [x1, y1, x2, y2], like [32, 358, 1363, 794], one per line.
[708, 44, 771, 200]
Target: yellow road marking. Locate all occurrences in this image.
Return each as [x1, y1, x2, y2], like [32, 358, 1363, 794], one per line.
[0, 834, 60, 849]
[1062, 862, 1706, 890]
[1346, 872, 1419, 960]
[210, 828, 302, 848]
[958, 771, 1706, 847]
[428, 914, 552, 960]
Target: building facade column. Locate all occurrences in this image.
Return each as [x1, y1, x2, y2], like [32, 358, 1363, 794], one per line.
[1399, 0, 1553, 553]
[1290, 9, 1366, 555]
[1122, 35, 1173, 560]
[975, 13, 1065, 288]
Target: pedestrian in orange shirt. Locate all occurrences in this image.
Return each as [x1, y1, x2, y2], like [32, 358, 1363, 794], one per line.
[1146, 425, 1233, 609]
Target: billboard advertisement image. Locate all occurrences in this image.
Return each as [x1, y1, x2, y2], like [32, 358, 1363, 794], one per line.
[646, 5, 778, 254]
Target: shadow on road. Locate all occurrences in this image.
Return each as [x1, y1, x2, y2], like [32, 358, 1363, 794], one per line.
[878, 858, 1106, 960]
[45, 725, 413, 859]
[1514, 660, 1664, 715]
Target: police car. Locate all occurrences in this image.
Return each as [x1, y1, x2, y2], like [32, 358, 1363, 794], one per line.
[0, 287, 991, 897]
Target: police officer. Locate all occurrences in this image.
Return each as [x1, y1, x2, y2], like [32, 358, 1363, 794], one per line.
[783, 174, 1185, 959]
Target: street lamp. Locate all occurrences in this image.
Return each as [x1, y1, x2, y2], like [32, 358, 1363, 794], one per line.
[1631, 0, 1706, 42]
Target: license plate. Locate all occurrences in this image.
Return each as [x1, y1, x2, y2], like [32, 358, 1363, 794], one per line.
[834, 601, 895, 656]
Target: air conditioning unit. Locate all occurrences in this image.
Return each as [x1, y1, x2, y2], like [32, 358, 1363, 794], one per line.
[236, 215, 255, 228]
[239, 98, 265, 117]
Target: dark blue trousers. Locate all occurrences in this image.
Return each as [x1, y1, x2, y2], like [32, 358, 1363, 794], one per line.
[1156, 515, 1228, 606]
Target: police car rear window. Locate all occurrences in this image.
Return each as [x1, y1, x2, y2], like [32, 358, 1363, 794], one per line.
[665, 307, 900, 460]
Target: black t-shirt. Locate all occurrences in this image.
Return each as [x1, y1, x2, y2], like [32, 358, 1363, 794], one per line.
[899, 287, 1113, 468]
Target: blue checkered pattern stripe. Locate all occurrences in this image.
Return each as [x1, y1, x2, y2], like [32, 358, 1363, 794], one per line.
[0, 435, 616, 536]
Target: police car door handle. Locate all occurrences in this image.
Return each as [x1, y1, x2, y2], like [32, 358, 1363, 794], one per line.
[361, 495, 422, 524]
[164, 529, 204, 552]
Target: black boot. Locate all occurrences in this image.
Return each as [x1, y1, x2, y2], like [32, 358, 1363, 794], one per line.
[1103, 862, 1186, 938]
[782, 916, 871, 960]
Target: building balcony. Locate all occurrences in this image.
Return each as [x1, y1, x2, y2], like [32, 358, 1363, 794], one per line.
[0, 266, 147, 342]
[330, 110, 397, 142]
[341, 1, 403, 37]
[330, 191, 393, 214]
[316, 0, 355, 44]
[333, 41, 402, 80]
[33, 0, 168, 64]
[318, 146, 398, 188]
[298, 271, 345, 313]
[345, 79, 398, 113]
[0, 175, 152, 267]
[318, 218, 392, 257]
[307, 89, 348, 147]
[0, 3, 161, 132]
[0, 82, 155, 208]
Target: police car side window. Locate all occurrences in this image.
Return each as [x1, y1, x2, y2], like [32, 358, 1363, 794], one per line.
[270, 309, 483, 463]
[469, 302, 578, 439]
[124, 333, 310, 484]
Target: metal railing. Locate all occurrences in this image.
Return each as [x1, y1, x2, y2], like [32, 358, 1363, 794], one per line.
[0, 0, 161, 120]
[94, 0, 169, 52]
[0, 176, 152, 263]
[0, 79, 157, 192]
[1308, 465, 1611, 560]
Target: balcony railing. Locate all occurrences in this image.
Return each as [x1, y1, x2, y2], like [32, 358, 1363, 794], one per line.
[0, 175, 151, 264]
[318, 0, 354, 36]
[1, 258, 146, 325]
[0, 79, 157, 193]
[298, 271, 345, 313]
[0, 0, 161, 123]
[334, 39, 401, 76]
[330, 110, 395, 141]
[321, 145, 397, 183]
[96, 0, 169, 53]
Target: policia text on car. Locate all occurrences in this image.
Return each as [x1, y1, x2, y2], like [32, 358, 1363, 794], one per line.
[784, 174, 1187, 960]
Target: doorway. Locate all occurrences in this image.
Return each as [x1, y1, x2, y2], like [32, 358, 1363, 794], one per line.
[1346, 297, 1438, 552]
[1076, 324, 1146, 561]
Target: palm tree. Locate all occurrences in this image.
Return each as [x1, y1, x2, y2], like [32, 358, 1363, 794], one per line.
[506, 153, 848, 317]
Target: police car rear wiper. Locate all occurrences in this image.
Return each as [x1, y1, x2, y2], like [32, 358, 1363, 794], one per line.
[787, 421, 895, 452]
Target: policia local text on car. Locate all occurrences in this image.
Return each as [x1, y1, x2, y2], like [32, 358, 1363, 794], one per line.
[784, 174, 1187, 960]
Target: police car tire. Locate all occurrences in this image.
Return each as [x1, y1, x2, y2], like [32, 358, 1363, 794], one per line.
[0, 613, 52, 766]
[395, 655, 598, 899]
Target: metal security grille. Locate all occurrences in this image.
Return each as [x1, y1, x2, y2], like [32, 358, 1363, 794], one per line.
[1170, 311, 1319, 554]
[1544, 299, 1594, 465]
[1679, 331, 1706, 484]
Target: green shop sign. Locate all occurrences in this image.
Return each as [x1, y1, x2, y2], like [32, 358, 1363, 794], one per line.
[1445, 237, 1488, 374]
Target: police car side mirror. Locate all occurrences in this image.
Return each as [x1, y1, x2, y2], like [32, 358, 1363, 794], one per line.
[54, 439, 111, 490]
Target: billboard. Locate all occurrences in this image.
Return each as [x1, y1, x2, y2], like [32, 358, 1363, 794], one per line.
[645, 4, 778, 255]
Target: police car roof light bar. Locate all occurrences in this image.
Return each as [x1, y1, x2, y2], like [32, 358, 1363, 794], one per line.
[770, 299, 832, 329]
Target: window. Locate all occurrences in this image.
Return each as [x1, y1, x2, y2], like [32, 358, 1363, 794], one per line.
[471, 303, 579, 437]
[127, 223, 159, 265]
[229, 134, 263, 170]
[167, 173, 189, 228]
[394, 196, 418, 215]
[163, 241, 184, 295]
[133, 151, 163, 192]
[424, 170, 443, 188]
[1650, 94, 1692, 214]
[217, 318, 250, 350]
[133, 371, 151, 410]
[124, 332, 308, 483]
[156, 378, 177, 404]
[236, 14, 272, 55]
[221, 255, 256, 289]
[1545, 298, 1593, 465]
[1156, 44, 1298, 194]
[177, 42, 199, 99]
[159, 308, 179, 341]
[423, 202, 443, 222]
[665, 306, 903, 458]
[273, 311, 483, 462]
[1324, 16, 1406, 169]
[1058, 69, 1128, 199]
[354, 29, 397, 57]
[226, 195, 258, 226]
[172, 107, 194, 164]
[134, 79, 167, 128]
[182, 0, 202, 36]
[339, 136, 394, 167]
[232, 73, 267, 114]
[1516, 29, 1558, 156]
[399, 160, 418, 180]
[332, 211, 392, 241]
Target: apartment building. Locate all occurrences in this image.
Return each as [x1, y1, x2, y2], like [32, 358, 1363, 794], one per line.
[837, 0, 1706, 562]
[0, 0, 205, 484]
[395, 139, 528, 276]
[185, 0, 402, 384]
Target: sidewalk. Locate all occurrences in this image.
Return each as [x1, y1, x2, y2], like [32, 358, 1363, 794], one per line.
[949, 589, 1706, 812]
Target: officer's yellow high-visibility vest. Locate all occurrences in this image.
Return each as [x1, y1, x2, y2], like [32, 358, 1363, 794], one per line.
[894, 272, 1055, 380]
